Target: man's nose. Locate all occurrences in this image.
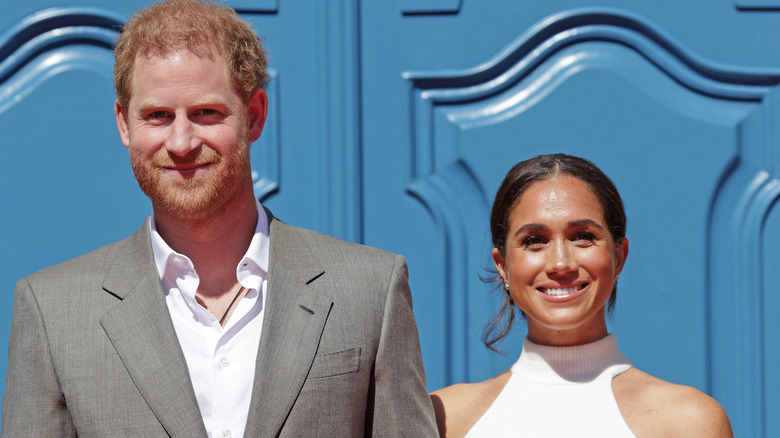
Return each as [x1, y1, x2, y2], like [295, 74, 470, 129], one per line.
[166, 115, 198, 156]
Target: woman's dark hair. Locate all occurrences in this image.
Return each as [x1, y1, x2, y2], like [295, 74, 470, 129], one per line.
[483, 153, 627, 351]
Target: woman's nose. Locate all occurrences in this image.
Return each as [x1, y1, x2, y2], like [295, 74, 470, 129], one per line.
[546, 239, 576, 275]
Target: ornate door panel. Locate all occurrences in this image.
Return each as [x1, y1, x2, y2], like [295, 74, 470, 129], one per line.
[360, 2, 780, 436]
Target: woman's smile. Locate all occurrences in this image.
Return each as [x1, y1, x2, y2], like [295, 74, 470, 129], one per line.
[538, 283, 588, 296]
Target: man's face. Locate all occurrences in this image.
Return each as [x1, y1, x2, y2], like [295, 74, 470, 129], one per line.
[115, 48, 266, 223]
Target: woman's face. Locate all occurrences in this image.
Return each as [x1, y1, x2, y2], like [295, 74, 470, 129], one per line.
[493, 175, 628, 346]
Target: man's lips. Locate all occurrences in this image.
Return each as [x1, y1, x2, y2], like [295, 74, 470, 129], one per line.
[162, 162, 212, 175]
[164, 162, 211, 170]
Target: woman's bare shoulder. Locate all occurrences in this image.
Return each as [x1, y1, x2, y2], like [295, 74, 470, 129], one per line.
[430, 371, 511, 438]
[613, 368, 733, 437]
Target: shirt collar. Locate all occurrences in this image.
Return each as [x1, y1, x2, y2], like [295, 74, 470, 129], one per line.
[149, 198, 270, 287]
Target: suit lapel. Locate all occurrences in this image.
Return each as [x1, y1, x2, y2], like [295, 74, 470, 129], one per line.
[99, 220, 207, 437]
[243, 213, 333, 437]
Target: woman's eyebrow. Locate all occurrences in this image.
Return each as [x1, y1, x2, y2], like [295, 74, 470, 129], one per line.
[567, 219, 604, 230]
[512, 219, 604, 238]
[513, 223, 548, 237]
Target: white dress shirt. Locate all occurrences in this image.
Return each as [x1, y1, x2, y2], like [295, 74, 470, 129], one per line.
[149, 200, 269, 438]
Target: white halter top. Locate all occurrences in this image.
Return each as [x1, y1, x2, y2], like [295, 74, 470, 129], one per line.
[466, 334, 635, 437]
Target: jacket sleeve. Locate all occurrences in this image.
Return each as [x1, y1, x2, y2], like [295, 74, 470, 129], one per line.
[368, 255, 438, 437]
[2, 278, 76, 437]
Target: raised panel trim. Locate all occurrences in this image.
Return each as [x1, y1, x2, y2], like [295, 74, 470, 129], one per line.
[252, 69, 281, 201]
[230, 0, 279, 14]
[311, 0, 363, 242]
[401, 0, 462, 16]
[735, 0, 780, 10]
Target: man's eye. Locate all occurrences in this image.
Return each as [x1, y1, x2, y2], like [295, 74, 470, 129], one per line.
[151, 111, 166, 119]
[201, 108, 216, 116]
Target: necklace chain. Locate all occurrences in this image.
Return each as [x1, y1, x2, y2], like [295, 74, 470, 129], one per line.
[219, 285, 245, 326]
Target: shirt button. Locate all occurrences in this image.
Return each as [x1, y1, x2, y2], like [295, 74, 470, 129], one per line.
[222, 430, 232, 438]
[173, 257, 182, 266]
[220, 357, 230, 368]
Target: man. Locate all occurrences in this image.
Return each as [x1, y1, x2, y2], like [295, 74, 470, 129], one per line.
[1, 1, 437, 436]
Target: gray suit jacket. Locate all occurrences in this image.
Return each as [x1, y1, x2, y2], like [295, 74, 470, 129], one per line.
[2, 211, 437, 437]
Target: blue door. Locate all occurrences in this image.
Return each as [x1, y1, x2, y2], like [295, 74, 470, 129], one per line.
[1, 1, 778, 435]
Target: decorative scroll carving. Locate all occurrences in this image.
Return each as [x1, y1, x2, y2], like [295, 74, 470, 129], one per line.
[0, 7, 122, 114]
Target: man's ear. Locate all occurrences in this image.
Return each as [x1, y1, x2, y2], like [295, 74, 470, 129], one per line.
[246, 89, 268, 143]
[115, 99, 131, 147]
[492, 248, 508, 284]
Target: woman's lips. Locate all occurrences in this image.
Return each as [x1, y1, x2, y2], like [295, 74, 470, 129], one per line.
[538, 283, 587, 296]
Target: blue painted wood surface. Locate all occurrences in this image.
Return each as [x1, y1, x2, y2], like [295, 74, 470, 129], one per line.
[1, 1, 778, 436]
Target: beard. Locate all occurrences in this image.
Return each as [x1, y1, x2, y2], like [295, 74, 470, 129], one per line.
[130, 139, 251, 224]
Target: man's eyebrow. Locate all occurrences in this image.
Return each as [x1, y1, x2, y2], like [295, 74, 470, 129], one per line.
[135, 97, 229, 113]
[136, 100, 166, 113]
[192, 97, 229, 107]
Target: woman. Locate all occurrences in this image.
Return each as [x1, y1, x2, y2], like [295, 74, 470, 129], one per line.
[431, 154, 732, 437]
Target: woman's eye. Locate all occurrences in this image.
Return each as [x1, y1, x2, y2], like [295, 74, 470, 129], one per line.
[521, 235, 546, 248]
[572, 231, 596, 243]
[201, 108, 215, 115]
[151, 111, 166, 119]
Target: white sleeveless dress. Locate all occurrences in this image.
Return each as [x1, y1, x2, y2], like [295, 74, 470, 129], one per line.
[466, 334, 636, 437]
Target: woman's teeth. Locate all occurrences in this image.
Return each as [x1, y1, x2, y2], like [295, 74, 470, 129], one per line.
[542, 285, 583, 296]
